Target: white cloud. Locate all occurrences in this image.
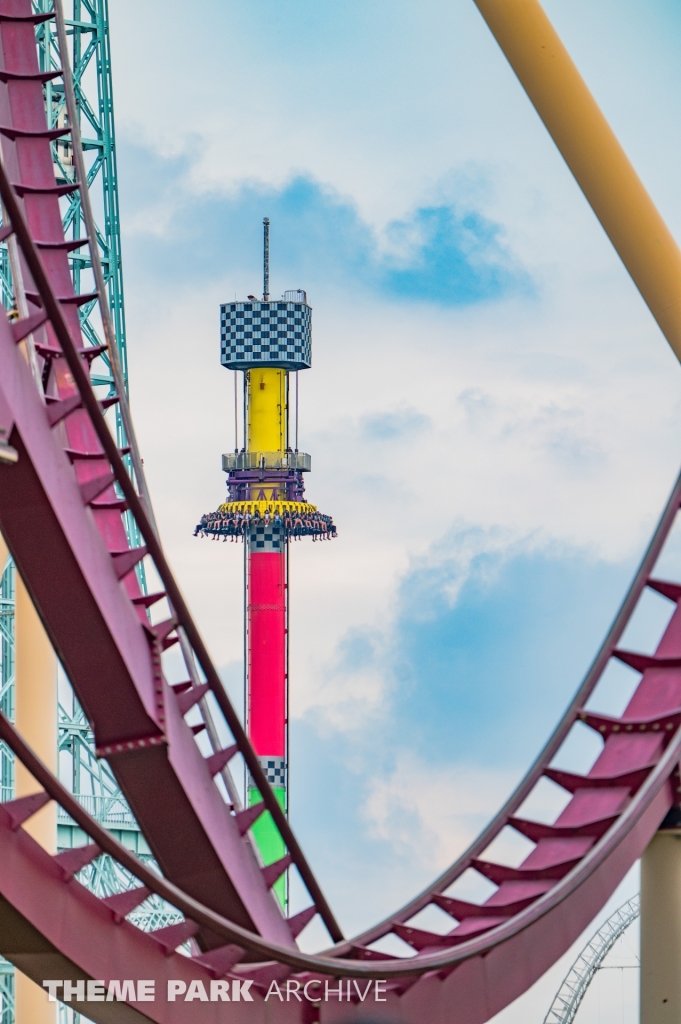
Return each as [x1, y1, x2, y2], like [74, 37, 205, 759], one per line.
[362, 751, 517, 873]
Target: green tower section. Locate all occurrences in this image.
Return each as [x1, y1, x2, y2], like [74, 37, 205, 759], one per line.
[249, 785, 287, 906]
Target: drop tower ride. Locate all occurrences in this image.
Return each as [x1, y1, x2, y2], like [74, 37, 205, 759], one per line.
[195, 220, 336, 903]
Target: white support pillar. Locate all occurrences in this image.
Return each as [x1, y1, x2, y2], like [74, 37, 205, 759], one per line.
[640, 830, 681, 1024]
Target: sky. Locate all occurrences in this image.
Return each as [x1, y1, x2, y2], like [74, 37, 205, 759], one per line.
[102, 0, 681, 1017]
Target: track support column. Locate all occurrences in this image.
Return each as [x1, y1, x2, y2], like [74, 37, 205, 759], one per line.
[641, 829, 681, 1024]
[14, 570, 57, 1024]
[0, 534, 57, 1022]
[472, 0, 681, 364]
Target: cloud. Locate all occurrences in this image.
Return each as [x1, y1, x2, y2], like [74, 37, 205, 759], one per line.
[118, 144, 530, 307]
[359, 406, 431, 441]
[388, 536, 632, 769]
[398, 523, 532, 612]
[300, 625, 388, 731]
[290, 521, 634, 772]
[362, 751, 515, 873]
[382, 205, 533, 304]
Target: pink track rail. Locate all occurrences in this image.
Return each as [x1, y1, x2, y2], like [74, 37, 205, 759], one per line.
[0, 4, 679, 1022]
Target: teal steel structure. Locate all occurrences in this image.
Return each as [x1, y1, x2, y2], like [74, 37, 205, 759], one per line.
[30, 0, 135, 868]
[34, 0, 128, 402]
[34, 0, 148, 579]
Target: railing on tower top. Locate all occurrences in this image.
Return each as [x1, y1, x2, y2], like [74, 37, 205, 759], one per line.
[222, 451, 311, 472]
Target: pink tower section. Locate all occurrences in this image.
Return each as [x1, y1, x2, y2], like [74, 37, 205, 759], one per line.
[247, 550, 286, 759]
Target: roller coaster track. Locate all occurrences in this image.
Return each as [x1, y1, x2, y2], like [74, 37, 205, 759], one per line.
[544, 896, 640, 1024]
[0, 2, 679, 1022]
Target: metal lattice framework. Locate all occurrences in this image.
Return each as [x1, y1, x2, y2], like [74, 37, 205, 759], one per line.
[544, 896, 640, 1024]
[32, 0, 147, 574]
[33, 0, 127, 397]
[0, 964, 11, 1024]
[58, 694, 182, 930]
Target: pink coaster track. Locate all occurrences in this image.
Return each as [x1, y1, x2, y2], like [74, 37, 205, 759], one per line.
[0, 3, 678, 1021]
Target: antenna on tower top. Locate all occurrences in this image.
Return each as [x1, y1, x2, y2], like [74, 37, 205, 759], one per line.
[263, 217, 270, 301]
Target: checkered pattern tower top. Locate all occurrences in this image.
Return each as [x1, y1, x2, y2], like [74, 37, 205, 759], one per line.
[220, 290, 311, 371]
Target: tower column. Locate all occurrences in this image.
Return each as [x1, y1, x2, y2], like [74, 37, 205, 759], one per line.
[197, 224, 336, 915]
[245, 365, 289, 905]
[640, 829, 681, 1024]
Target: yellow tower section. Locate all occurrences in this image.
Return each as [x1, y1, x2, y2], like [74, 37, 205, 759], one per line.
[247, 367, 287, 454]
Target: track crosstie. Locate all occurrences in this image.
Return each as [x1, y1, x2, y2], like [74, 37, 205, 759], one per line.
[0, 3, 678, 1022]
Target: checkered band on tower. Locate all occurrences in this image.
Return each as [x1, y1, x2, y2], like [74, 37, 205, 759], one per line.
[220, 297, 311, 371]
[248, 523, 284, 552]
[257, 757, 287, 787]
